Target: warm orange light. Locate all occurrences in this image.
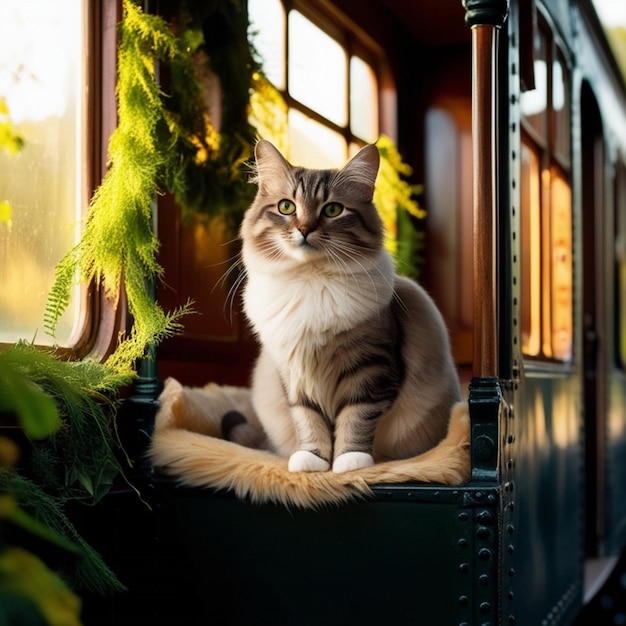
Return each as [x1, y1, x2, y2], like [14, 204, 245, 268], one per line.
[550, 172, 573, 361]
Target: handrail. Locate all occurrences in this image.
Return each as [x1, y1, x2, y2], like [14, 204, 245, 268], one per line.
[463, 0, 509, 378]
[463, 0, 509, 482]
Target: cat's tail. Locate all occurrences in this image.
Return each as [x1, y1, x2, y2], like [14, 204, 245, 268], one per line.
[147, 378, 471, 509]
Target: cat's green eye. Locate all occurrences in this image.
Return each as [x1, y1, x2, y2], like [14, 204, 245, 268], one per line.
[278, 199, 296, 215]
[322, 202, 344, 218]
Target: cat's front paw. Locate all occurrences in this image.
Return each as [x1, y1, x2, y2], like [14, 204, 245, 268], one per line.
[332, 452, 374, 473]
[288, 450, 331, 472]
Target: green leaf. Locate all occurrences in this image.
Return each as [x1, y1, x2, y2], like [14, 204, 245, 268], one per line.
[0, 547, 83, 626]
[0, 358, 61, 440]
[0, 495, 81, 555]
[0, 200, 11, 223]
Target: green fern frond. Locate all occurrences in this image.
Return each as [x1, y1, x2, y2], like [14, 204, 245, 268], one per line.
[1, 342, 134, 504]
[43, 247, 79, 338]
[0, 469, 125, 594]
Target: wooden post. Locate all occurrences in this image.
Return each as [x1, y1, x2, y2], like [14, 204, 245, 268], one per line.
[463, 0, 509, 481]
[464, 0, 509, 378]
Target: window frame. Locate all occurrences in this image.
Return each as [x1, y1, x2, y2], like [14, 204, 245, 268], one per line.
[519, 15, 574, 364]
[0, 0, 124, 361]
[251, 0, 394, 159]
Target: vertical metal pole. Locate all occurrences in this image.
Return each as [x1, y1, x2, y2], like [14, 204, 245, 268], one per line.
[464, 0, 509, 378]
[472, 25, 499, 378]
[463, 0, 509, 482]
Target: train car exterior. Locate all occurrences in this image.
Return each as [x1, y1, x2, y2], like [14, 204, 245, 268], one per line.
[131, 1, 626, 623]
[9, 0, 626, 624]
[87, 1, 626, 623]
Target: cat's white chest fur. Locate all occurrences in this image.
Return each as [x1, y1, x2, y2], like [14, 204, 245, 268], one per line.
[243, 251, 394, 351]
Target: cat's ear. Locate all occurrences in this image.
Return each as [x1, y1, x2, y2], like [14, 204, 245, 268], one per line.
[253, 140, 292, 194]
[334, 144, 380, 202]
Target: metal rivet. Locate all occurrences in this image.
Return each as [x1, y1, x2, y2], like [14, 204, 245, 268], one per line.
[479, 548, 491, 561]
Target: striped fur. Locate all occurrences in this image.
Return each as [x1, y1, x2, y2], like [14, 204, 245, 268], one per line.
[239, 140, 461, 473]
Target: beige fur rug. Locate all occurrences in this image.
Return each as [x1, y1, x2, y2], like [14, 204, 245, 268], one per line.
[148, 377, 471, 509]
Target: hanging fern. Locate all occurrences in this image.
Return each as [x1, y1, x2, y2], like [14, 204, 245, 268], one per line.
[374, 135, 427, 280]
[44, 0, 200, 369]
[1, 342, 133, 504]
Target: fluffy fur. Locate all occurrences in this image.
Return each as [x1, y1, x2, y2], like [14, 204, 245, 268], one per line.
[237, 140, 462, 473]
[148, 378, 470, 509]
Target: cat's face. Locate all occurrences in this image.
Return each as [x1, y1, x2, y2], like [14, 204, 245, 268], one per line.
[241, 140, 383, 271]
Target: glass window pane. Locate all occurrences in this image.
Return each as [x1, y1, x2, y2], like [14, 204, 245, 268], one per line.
[553, 53, 570, 163]
[0, 0, 85, 346]
[520, 141, 542, 356]
[248, 0, 286, 90]
[550, 170, 572, 361]
[288, 109, 347, 168]
[615, 162, 626, 368]
[521, 29, 547, 139]
[350, 56, 378, 143]
[288, 11, 347, 127]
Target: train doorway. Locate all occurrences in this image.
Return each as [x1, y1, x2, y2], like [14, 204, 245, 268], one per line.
[581, 81, 606, 557]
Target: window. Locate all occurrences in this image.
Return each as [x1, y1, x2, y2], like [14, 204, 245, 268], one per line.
[0, 0, 88, 347]
[520, 22, 573, 362]
[615, 159, 626, 368]
[248, 0, 383, 167]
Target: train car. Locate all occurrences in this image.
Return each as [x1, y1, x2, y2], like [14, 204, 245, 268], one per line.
[119, 1, 626, 624]
[5, 0, 626, 624]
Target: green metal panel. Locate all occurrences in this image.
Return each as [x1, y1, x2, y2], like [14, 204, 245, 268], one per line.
[172, 485, 500, 626]
[510, 373, 584, 625]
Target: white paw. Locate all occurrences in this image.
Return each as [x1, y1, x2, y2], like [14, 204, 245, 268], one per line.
[332, 452, 374, 474]
[288, 450, 331, 472]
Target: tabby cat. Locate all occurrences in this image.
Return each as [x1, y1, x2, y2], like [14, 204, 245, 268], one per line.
[235, 140, 461, 474]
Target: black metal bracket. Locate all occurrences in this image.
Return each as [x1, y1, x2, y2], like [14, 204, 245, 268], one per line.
[463, 0, 510, 28]
[469, 376, 502, 483]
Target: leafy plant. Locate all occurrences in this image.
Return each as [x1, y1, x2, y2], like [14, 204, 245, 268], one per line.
[0, 345, 125, 626]
[0, 343, 127, 592]
[374, 134, 427, 279]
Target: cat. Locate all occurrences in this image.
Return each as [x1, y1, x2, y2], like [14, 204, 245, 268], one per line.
[232, 139, 461, 474]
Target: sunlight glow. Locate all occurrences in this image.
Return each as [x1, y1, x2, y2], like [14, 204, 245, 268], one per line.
[0, 0, 85, 346]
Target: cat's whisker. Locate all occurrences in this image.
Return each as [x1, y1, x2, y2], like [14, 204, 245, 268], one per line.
[221, 267, 247, 324]
[212, 255, 244, 293]
[324, 241, 384, 309]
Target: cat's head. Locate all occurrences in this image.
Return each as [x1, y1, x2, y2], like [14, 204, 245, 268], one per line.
[241, 140, 383, 271]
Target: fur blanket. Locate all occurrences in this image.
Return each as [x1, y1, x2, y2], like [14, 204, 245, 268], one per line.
[148, 377, 471, 509]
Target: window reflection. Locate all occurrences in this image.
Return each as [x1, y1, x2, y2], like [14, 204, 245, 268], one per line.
[248, 0, 285, 90]
[288, 10, 347, 127]
[288, 109, 347, 168]
[553, 53, 570, 163]
[520, 30, 547, 139]
[550, 172, 573, 361]
[0, 0, 85, 346]
[521, 143, 541, 356]
[520, 21, 572, 363]
[616, 161, 626, 368]
[248, 1, 381, 164]
[350, 56, 378, 143]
